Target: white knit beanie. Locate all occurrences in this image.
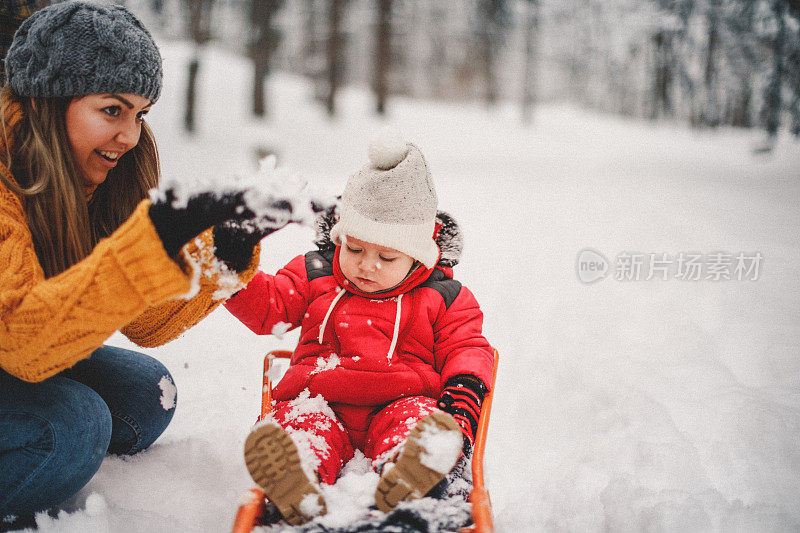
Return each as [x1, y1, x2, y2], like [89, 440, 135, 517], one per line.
[330, 131, 439, 268]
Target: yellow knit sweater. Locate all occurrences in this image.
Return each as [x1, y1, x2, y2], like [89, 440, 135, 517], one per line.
[0, 104, 259, 383]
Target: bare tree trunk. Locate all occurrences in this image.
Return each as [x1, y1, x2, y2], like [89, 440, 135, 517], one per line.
[183, 0, 212, 132]
[521, 0, 538, 124]
[374, 0, 392, 115]
[651, 31, 673, 120]
[253, 59, 269, 117]
[790, 42, 800, 136]
[251, 0, 282, 118]
[763, 0, 786, 138]
[478, 0, 508, 107]
[480, 24, 497, 106]
[185, 55, 199, 132]
[730, 77, 752, 128]
[304, 0, 318, 67]
[702, 1, 719, 127]
[326, 0, 344, 116]
[729, 2, 755, 128]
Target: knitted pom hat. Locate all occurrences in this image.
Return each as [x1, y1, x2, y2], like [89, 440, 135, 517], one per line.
[5, 0, 162, 101]
[330, 130, 440, 268]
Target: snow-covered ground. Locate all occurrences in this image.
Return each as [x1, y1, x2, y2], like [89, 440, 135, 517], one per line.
[24, 40, 800, 532]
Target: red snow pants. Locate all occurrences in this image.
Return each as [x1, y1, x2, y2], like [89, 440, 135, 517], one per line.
[270, 396, 440, 485]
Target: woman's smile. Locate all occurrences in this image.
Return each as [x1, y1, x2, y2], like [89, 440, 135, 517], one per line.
[95, 149, 122, 168]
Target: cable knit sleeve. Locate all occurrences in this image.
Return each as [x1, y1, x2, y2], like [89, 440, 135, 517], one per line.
[0, 188, 260, 382]
[0, 193, 190, 382]
[120, 228, 260, 347]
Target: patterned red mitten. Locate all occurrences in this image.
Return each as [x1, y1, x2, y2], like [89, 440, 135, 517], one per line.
[437, 374, 488, 449]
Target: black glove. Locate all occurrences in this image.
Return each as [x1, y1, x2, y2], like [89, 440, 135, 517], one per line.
[212, 200, 294, 271]
[213, 198, 333, 271]
[149, 188, 254, 258]
[438, 374, 488, 449]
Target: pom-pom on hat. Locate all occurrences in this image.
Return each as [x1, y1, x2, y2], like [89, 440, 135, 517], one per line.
[330, 129, 440, 268]
[5, 0, 162, 101]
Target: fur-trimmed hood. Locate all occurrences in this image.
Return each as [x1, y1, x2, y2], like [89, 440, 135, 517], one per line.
[313, 208, 464, 268]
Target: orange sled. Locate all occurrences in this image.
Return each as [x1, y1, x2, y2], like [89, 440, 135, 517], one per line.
[232, 348, 499, 533]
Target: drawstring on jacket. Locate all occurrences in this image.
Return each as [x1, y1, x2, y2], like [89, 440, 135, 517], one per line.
[318, 289, 346, 345]
[386, 295, 402, 364]
[318, 291, 404, 365]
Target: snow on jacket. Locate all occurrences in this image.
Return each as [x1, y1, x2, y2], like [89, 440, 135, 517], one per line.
[0, 99, 260, 382]
[224, 211, 494, 440]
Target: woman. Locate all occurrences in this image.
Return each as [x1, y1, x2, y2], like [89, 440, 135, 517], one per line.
[0, 1, 277, 526]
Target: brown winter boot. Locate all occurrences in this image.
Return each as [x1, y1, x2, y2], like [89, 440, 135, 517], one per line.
[244, 423, 326, 525]
[374, 411, 463, 513]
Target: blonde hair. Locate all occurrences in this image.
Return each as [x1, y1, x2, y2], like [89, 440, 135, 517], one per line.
[0, 86, 160, 278]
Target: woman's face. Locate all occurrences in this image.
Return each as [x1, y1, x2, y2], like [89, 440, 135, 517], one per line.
[65, 93, 153, 188]
[339, 236, 415, 293]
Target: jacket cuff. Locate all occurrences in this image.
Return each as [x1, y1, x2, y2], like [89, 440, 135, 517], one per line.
[442, 374, 488, 399]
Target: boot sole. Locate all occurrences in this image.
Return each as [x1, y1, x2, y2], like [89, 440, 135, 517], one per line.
[244, 424, 326, 526]
[374, 411, 461, 513]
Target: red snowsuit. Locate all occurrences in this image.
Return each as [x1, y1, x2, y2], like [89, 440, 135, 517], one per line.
[225, 215, 494, 483]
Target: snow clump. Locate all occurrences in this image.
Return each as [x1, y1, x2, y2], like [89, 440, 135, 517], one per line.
[299, 494, 324, 518]
[417, 423, 463, 475]
[270, 321, 292, 339]
[311, 354, 340, 375]
[158, 375, 177, 410]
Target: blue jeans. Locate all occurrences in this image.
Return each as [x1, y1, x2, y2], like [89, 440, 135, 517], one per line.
[0, 346, 176, 523]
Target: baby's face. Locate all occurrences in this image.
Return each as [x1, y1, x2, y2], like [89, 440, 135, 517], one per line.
[339, 236, 415, 293]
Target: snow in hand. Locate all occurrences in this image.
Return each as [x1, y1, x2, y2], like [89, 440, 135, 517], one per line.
[29, 36, 800, 533]
[151, 152, 333, 238]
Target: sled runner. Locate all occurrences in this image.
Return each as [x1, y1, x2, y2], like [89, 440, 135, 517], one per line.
[232, 348, 499, 533]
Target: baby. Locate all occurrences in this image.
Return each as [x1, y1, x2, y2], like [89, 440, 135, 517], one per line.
[225, 134, 494, 524]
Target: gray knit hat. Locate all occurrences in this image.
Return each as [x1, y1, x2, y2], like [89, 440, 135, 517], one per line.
[330, 130, 440, 268]
[5, 0, 162, 101]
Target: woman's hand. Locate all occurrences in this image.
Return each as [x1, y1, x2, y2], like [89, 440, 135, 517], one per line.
[212, 200, 293, 271]
[212, 199, 330, 271]
[148, 188, 255, 258]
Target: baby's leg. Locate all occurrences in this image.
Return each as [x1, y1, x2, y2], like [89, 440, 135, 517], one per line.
[365, 396, 437, 462]
[366, 397, 463, 512]
[270, 399, 355, 484]
[244, 397, 354, 525]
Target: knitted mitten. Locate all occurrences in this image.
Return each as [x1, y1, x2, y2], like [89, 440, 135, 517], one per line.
[148, 189, 254, 258]
[437, 374, 488, 449]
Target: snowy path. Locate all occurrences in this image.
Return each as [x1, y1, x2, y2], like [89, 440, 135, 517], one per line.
[28, 43, 800, 532]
